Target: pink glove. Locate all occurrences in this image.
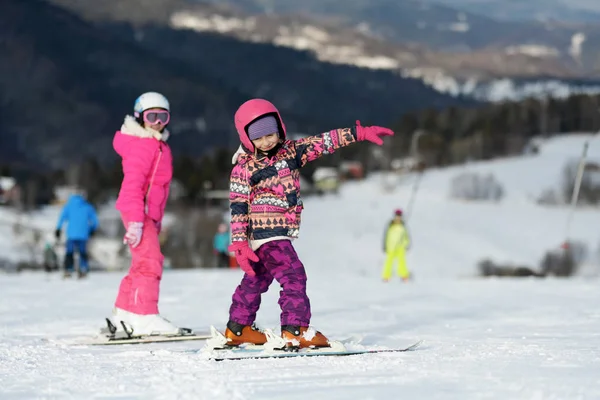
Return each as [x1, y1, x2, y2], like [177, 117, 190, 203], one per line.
[228, 241, 259, 276]
[355, 120, 394, 146]
[123, 222, 144, 248]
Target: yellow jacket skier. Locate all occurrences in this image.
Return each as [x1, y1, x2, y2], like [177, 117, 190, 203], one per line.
[382, 209, 411, 282]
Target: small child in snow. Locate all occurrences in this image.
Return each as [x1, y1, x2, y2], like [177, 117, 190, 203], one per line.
[213, 223, 231, 268]
[224, 98, 394, 349]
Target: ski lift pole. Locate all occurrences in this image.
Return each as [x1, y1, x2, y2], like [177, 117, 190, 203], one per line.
[404, 169, 424, 221]
[563, 140, 590, 247]
[404, 130, 426, 221]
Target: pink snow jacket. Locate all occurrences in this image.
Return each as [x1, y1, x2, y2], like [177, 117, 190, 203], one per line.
[113, 116, 173, 224]
[230, 127, 357, 250]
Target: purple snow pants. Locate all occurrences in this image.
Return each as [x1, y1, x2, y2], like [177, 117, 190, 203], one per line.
[229, 239, 311, 326]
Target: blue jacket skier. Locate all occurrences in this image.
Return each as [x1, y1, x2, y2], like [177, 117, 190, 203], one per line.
[55, 193, 99, 278]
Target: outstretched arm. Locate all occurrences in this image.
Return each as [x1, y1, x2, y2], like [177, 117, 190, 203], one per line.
[295, 121, 394, 167]
[294, 127, 356, 168]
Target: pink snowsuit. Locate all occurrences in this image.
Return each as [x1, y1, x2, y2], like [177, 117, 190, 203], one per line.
[113, 116, 173, 315]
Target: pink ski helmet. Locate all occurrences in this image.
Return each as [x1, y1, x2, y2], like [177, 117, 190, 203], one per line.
[234, 98, 287, 152]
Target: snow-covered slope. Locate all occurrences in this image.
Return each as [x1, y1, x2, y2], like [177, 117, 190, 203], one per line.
[167, 9, 600, 102]
[298, 133, 600, 279]
[1, 134, 600, 399]
[2, 271, 600, 399]
[464, 78, 600, 102]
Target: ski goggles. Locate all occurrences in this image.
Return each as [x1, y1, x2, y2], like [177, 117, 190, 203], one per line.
[143, 110, 170, 125]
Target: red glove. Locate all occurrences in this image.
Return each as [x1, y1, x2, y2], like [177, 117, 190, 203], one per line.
[355, 120, 394, 146]
[228, 241, 259, 276]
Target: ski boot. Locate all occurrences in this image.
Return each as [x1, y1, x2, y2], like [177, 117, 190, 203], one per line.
[111, 307, 180, 336]
[281, 325, 329, 350]
[63, 271, 72, 279]
[77, 270, 88, 279]
[224, 321, 267, 346]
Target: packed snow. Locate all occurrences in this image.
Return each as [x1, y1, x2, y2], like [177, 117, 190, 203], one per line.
[1, 134, 600, 399]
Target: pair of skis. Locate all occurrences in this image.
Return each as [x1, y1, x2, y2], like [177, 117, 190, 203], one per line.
[197, 326, 422, 361]
[79, 318, 212, 345]
[80, 322, 422, 361]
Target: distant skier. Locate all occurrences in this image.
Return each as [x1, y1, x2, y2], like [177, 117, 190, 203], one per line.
[110, 91, 181, 336]
[43, 241, 59, 273]
[382, 208, 411, 282]
[55, 192, 98, 279]
[224, 98, 394, 349]
[213, 223, 231, 268]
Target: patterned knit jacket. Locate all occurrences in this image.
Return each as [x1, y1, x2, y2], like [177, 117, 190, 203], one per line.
[230, 127, 358, 249]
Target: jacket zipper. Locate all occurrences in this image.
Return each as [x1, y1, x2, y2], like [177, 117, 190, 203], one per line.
[144, 145, 163, 215]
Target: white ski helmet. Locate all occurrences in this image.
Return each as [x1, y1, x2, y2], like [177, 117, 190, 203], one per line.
[133, 92, 170, 117]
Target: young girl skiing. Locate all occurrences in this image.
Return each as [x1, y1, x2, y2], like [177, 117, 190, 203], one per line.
[224, 98, 394, 349]
[110, 91, 180, 336]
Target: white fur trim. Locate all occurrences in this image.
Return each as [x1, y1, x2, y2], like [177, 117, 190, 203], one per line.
[120, 115, 170, 141]
[231, 145, 247, 164]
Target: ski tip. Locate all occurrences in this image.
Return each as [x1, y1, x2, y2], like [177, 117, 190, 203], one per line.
[404, 339, 423, 351]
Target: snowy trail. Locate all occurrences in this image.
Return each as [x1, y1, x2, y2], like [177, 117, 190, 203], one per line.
[1, 271, 600, 399]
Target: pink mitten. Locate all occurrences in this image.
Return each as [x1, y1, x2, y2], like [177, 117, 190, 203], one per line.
[355, 120, 394, 146]
[123, 222, 144, 248]
[228, 241, 259, 276]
